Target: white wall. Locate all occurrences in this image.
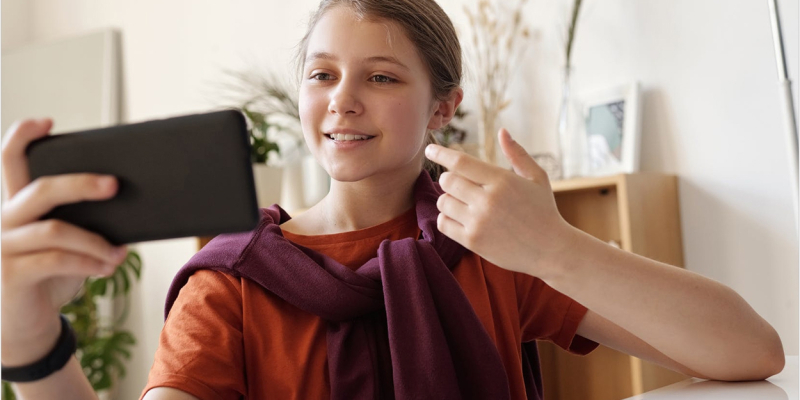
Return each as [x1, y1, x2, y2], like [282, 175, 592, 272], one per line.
[2, 0, 797, 398]
[515, 0, 799, 360]
[1, 0, 31, 50]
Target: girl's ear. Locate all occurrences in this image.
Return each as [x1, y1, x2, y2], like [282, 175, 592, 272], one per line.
[427, 88, 464, 130]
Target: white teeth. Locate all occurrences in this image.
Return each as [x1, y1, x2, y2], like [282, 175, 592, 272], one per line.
[329, 133, 370, 141]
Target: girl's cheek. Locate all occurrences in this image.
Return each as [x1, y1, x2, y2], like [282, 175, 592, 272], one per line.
[298, 98, 315, 142]
[299, 93, 319, 127]
[300, 88, 327, 117]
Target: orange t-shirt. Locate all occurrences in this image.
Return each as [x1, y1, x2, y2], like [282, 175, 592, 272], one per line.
[140, 206, 598, 400]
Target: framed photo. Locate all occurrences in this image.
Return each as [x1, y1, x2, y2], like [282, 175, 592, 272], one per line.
[579, 82, 642, 176]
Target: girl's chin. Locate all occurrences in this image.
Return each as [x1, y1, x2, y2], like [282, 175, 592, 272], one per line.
[317, 153, 423, 183]
[326, 168, 377, 183]
[327, 163, 416, 183]
[326, 164, 422, 184]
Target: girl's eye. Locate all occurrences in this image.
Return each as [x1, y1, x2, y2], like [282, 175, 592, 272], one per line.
[370, 75, 397, 84]
[311, 73, 334, 81]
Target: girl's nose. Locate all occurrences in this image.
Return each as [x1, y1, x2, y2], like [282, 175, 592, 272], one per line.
[328, 84, 363, 116]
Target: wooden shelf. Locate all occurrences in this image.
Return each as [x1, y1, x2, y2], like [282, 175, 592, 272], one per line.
[551, 174, 622, 193]
[541, 172, 688, 400]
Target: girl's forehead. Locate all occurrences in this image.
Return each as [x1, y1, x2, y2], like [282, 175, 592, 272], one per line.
[305, 6, 423, 69]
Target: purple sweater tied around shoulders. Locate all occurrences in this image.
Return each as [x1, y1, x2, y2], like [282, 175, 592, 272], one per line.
[164, 170, 544, 400]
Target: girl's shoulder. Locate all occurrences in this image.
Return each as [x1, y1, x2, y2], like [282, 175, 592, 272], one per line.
[182, 269, 244, 299]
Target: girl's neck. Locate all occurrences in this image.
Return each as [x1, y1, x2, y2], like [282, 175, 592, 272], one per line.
[322, 168, 419, 233]
[290, 168, 420, 236]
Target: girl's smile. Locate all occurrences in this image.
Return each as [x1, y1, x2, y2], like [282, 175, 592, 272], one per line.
[323, 128, 376, 145]
[323, 132, 376, 150]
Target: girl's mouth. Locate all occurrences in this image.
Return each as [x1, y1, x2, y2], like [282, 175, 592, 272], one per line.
[324, 134, 376, 142]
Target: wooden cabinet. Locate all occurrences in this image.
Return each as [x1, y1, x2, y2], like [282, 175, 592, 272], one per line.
[540, 172, 688, 400]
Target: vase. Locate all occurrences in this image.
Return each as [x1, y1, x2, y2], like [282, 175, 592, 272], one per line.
[252, 164, 283, 209]
[556, 66, 585, 179]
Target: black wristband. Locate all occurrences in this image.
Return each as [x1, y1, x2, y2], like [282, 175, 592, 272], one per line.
[1, 315, 77, 383]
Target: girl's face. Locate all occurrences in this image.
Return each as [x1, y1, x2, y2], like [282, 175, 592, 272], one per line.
[299, 6, 439, 183]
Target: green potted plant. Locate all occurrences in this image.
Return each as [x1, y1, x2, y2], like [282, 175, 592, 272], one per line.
[2, 250, 143, 400]
[221, 69, 307, 209]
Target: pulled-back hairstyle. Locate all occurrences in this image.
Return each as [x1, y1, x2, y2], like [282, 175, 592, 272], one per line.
[295, 0, 462, 181]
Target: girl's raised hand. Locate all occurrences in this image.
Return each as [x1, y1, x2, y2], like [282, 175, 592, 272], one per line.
[425, 128, 577, 278]
[1, 118, 127, 367]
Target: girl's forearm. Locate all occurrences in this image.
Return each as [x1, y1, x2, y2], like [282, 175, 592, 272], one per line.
[537, 226, 785, 380]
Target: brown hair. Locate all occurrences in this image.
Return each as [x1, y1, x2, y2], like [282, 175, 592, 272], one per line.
[295, 0, 461, 181]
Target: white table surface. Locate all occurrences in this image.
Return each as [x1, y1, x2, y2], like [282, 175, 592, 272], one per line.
[623, 356, 798, 400]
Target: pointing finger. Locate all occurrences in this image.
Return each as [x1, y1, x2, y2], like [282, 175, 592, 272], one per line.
[425, 144, 497, 185]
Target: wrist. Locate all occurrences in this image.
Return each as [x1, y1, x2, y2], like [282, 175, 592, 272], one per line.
[535, 222, 587, 286]
[1, 316, 62, 367]
[2, 315, 77, 383]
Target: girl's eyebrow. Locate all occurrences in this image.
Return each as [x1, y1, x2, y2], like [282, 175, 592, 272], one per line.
[305, 51, 409, 71]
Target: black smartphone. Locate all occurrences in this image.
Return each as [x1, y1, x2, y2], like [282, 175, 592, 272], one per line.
[26, 109, 261, 245]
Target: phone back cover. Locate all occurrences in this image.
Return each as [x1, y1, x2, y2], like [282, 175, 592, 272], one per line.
[26, 110, 261, 245]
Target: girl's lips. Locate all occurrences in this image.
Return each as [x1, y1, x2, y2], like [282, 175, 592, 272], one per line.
[324, 128, 373, 137]
[324, 134, 376, 149]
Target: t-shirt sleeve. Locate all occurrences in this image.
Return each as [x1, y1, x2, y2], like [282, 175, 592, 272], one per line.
[139, 269, 246, 400]
[514, 272, 599, 355]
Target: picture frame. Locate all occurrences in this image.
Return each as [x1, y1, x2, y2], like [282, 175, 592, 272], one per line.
[578, 81, 642, 177]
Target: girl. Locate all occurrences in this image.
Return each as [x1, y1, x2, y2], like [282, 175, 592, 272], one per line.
[0, 0, 784, 399]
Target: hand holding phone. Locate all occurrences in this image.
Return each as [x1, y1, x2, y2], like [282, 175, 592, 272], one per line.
[25, 110, 260, 245]
[2, 111, 260, 370]
[1, 118, 128, 374]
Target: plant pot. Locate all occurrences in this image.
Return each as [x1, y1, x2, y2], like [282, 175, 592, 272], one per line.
[280, 158, 305, 213]
[252, 164, 283, 208]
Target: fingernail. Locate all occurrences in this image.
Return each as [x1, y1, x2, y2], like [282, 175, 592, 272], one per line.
[110, 246, 126, 261]
[98, 176, 116, 191]
[425, 144, 436, 157]
[115, 246, 127, 259]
